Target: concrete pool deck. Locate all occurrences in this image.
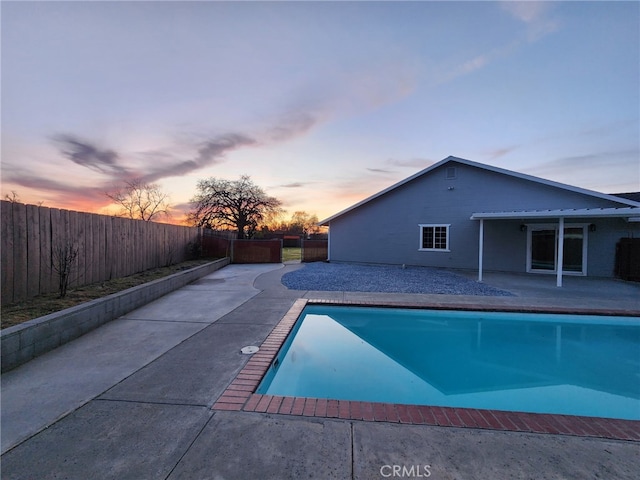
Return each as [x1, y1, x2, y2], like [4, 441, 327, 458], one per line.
[1, 263, 639, 479]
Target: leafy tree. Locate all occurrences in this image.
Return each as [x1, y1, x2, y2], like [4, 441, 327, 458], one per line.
[189, 175, 282, 239]
[106, 179, 171, 221]
[256, 210, 324, 236]
[289, 211, 320, 236]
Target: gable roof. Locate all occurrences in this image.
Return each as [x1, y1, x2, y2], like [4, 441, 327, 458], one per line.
[614, 192, 640, 203]
[319, 156, 640, 225]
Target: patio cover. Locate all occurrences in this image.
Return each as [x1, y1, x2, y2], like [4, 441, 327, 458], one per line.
[469, 207, 640, 286]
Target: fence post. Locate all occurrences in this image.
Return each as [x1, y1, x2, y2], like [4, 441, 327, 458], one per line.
[1, 201, 15, 304]
[39, 205, 54, 295]
[13, 202, 28, 303]
[26, 204, 41, 297]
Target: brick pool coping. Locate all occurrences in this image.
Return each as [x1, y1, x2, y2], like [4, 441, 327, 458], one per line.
[213, 299, 640, 442]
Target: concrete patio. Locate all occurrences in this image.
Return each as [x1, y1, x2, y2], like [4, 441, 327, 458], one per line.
[1, 263, 639, 479]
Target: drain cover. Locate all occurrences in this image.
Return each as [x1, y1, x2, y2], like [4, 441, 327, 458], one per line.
[240, 345, 259, 355]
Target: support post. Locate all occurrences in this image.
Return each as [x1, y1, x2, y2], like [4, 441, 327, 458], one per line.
[478, 219, 484, 282]
[556, 217, 564, 287]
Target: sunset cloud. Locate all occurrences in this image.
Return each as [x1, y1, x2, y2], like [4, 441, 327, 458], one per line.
[54, 135, 131, 177]
[484, 146, 519, 160]
[367, 168, 395, 174]
[57, 133, 255, 182]
[500, 1, 550, 24]
[277, 182, 312, 189]
[2, 1, 637, 220]
[387, 158, 435, 169]
[4, 131, 261, 212]
[524, 151, 638, 175]
[2, 164, 111, 210]
[264, 111, 321, 144]
[522, 150, 639, 191]
[499, 1, 560, 41]
[140, 133, 257, 183]
[434, 1, 560, 86]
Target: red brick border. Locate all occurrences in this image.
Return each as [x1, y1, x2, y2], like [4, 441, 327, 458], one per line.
[213, 299, 640, 441]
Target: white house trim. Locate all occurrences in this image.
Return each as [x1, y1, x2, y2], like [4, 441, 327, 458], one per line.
[418, 224, 451, 251]
[470, 207, 640, 220]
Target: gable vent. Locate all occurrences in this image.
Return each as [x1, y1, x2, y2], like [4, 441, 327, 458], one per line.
[446, 167, 457, 179]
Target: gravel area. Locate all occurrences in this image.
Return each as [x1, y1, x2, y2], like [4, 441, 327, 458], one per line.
[282, 262, 514, 296]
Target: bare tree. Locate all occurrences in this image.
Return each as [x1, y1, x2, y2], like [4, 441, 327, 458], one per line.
[189, 175, 283, 239]
[106, 179, 171, 221]
[51, 242, 79, 298]
[3, 191, 20, 203]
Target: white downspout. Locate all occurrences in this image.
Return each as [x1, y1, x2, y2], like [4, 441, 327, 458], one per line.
[556, 217, 564, 287]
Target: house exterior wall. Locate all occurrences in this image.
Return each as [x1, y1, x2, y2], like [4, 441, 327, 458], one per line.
[327, 161, 639, 277]
[586, 217, 639, 276]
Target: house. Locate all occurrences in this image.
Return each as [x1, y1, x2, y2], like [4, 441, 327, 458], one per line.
[319, 156, 640, 286]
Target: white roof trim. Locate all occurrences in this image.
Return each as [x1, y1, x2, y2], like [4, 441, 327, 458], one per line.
[470, 207, 640, 220]
[319, 156, 640, 225]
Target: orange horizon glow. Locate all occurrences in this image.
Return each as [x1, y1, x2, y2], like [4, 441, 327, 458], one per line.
[0, 195, 193, 227]
[1, 195, 338, 230]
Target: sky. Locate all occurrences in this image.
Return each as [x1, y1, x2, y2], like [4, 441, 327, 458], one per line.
[2, 0, 639, 224]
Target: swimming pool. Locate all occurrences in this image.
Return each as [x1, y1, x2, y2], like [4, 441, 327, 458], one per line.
[256, 305, 640, 420]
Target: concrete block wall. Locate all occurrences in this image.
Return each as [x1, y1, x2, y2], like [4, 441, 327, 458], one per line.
[1, 258, 230, 372]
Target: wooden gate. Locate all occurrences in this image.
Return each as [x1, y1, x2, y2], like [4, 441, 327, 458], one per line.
[301, 239, 328, 262]
[232, 239, 282, 263]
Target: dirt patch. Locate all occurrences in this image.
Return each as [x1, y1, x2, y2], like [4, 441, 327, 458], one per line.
[1, 259, 217, 329]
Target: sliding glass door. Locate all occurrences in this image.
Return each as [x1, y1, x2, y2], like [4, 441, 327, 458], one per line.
[530, 229, 556, 271]
[562, 227, 585, 273]
[528, 225, 587, 275]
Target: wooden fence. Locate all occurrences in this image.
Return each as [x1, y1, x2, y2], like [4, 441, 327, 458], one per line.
[1, 201, 202, 305]
[201, 230, 233, 259]
[202, 232, 293, 264]
[231, 239, 282, 263]
[301, 239, 328, 262]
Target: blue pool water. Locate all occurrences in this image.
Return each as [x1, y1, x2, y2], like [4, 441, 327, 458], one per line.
[257, 306, 640, 420]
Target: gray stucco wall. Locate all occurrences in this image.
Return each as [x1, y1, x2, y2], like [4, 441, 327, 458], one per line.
[328, 161, 639, 277]
[586, 217, 639, 276]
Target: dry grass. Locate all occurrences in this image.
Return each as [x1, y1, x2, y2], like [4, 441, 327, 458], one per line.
[282, 247, 301, 262]
[1, 259, 215, 329]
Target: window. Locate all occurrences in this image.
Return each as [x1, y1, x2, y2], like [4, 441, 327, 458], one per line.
[419, 224, 450, 251]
